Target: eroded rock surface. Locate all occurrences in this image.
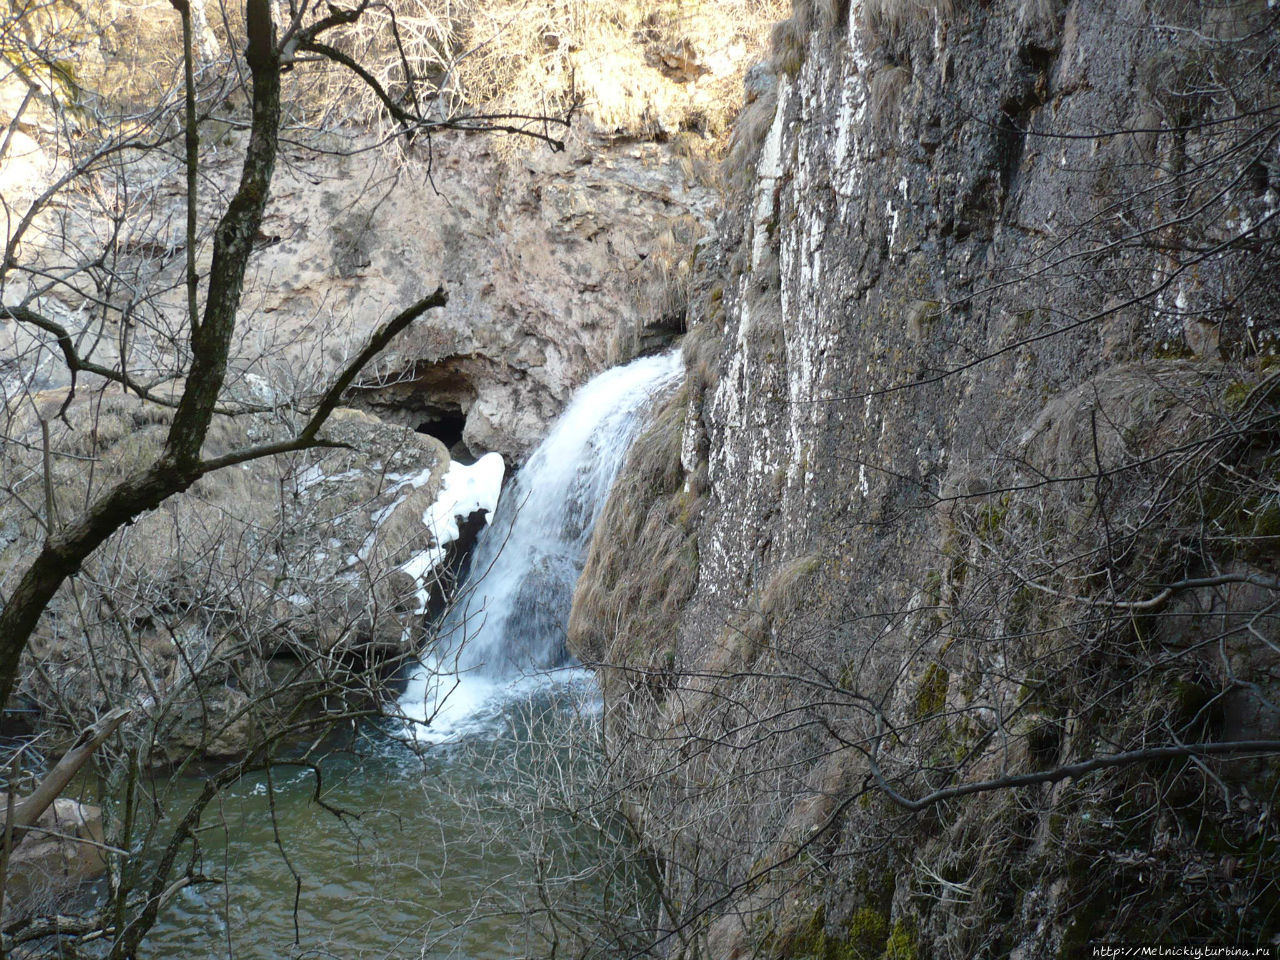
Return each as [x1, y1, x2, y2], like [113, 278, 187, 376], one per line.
[573, 1, 1280, 954]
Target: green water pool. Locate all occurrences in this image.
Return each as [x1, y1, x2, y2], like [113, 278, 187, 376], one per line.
[136, 679, 615, 960]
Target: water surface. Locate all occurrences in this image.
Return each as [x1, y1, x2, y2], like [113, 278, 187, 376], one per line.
[144, 678, 600, 960]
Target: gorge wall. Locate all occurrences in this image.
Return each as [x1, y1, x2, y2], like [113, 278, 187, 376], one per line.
[3, 0, 1279, 949]
[572, 0, 1280, 955]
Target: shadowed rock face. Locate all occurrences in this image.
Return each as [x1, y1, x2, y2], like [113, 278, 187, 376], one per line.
[573, 1, 1280, 954]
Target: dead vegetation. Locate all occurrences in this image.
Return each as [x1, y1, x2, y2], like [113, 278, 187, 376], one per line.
[2, 0, 785, 168]
[721, 76, 780, 198]
[0, 391, 452, 762]
[858, 0, 955, 45]
[302, 0, 786, 150]
[569, 379, 701, 688]
[869, 62, 911, 137]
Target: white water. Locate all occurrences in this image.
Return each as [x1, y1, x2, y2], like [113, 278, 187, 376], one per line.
[399, 350, 683, 741]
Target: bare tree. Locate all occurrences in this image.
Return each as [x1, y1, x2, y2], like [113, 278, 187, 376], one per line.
[0, 0, 569, 951]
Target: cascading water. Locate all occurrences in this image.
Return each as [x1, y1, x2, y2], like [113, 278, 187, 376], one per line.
[399, 350, 683, 740]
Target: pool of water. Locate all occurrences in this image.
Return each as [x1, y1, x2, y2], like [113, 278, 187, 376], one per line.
[139, 677, 608, 960]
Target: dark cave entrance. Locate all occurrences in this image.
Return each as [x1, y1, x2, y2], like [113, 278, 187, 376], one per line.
[415, 409, 473, 463]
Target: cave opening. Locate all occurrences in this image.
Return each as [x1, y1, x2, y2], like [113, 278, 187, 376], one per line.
[416, 410, 472, 462]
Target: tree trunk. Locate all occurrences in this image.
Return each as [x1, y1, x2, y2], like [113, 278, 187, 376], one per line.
[0, 0, 282, 711]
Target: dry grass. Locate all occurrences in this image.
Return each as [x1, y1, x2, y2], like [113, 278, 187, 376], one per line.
[858, 0, 954, 45]
[10, 0, 785, 161]
[721, 80, 779, 198]
[771, 16, 807, 78]
[682, 313, 721, 394]
[793, 0, 851, 33]
[650, 221, 700, 308]
[869, 62, 911, 137]
[309, 0, 786, 151]
[0, 0, 184, 111]
[613, 213, 705, 362]
[759, 554, 822, 620]
[568, 383, 699, 685]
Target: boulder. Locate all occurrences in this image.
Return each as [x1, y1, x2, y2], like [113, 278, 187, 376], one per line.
[0, 795, 107, 922]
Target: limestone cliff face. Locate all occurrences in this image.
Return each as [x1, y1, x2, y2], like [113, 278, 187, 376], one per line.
[573, 1, 1280, 955]
[0, 0, 770, 464]
[0, 0, 742, 465]
[246, 132, 716, 461]
[0, 122, 711, 462]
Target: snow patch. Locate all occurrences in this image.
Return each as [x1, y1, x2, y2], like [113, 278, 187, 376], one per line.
[399, 453, 506, 615]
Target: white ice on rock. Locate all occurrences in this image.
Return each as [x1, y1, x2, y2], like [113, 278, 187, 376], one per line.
[399, 452, 506, 616]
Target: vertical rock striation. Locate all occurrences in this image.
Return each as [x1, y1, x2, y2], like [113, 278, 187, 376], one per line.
[573, 1, 1280, 954]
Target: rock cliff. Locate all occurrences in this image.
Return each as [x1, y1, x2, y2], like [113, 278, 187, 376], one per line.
[0, 0, 782, 463]
[0, 120, 712, 463]
[572, 0, 1280, 955]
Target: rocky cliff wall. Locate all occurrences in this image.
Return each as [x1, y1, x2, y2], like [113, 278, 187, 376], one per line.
[0, 117, 713, 462]
[572, 1, 1280, 955]
[0, 0, 784, 463]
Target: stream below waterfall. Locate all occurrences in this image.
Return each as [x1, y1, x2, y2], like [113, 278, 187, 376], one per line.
[140, 684, 600, 960]
[140, 351, 682, 959]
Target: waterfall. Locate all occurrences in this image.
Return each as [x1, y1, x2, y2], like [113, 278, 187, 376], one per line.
[399, 350, 683, 740]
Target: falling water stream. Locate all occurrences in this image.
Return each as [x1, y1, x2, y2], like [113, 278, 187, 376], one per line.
[142, 351, 682, 959]
[399, 350, 682, 741]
